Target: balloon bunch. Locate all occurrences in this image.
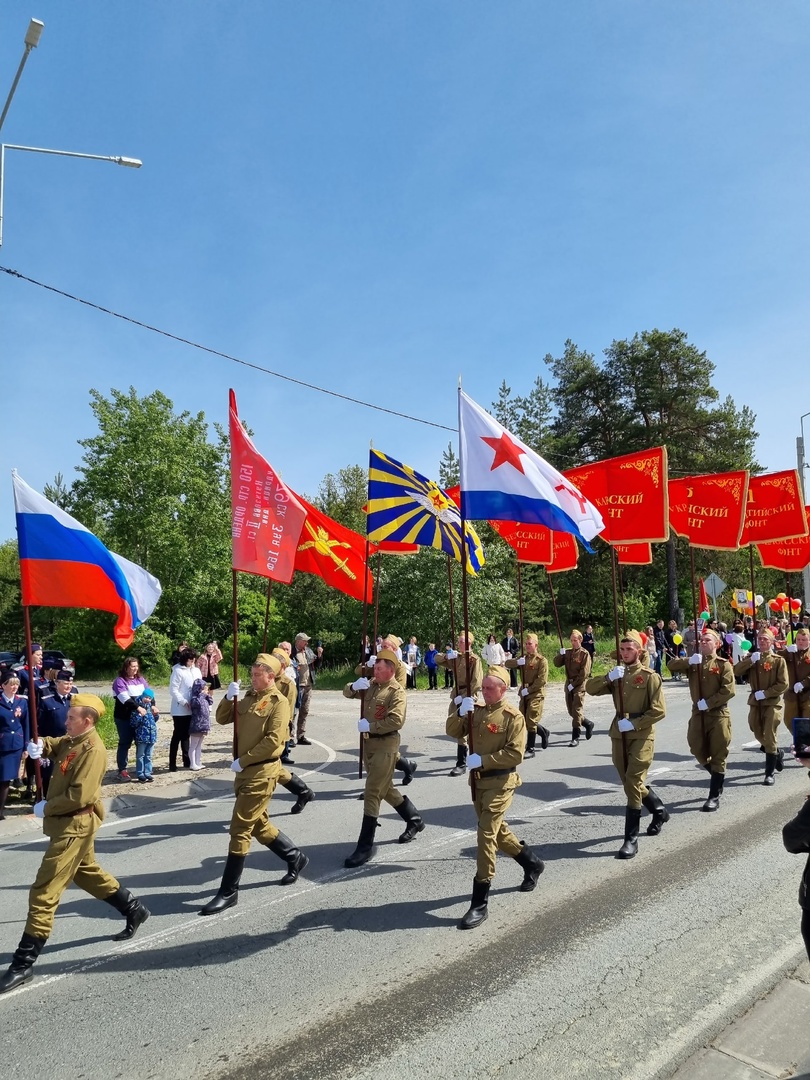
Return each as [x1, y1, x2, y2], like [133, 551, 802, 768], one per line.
[730, 590, 764, 616]
[768, 593, 802, 615]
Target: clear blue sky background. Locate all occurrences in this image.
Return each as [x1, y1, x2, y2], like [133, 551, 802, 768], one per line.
[2, 1, 809, 543]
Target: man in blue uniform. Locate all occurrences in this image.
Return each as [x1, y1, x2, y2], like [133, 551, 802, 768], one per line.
[37, 670, 77, 796]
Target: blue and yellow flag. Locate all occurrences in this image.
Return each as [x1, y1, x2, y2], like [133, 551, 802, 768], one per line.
[367, 450, 485, 574]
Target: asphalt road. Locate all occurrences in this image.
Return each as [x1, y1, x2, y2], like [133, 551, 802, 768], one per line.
[0, 679, 807, 1080]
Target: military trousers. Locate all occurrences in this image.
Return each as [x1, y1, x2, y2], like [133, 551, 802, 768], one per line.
[520, 694, 545, 734]
[610, 733, 654, 809]
[296, 685, 312, 737]
[564, 686, 587, 729]
[748, 704, 782, 754]
[26, 819, 118, 938]
[472, 783, 522, 882]
[228, 770, 282, 855]
[363, 740, 403, 818]
[447, 698, 467, 747]
[687, 710, 732, 774]
[784, 695, 810, 738]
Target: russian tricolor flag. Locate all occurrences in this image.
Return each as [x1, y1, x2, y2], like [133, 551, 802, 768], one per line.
[12, 471, 162, 649]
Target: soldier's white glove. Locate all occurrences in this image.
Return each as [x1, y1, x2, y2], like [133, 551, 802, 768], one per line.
[749, 651, 761, 663]
[459, 697, 475, 716]
[33, 800, 46, 819]
[454, 695, 464, 705]
[754, 690, 766, 701]
[352, 677, 371, 692]
[517, 657, 526, 666]
[226, 681, 241, 700]
[230, 759, 243, 773]
[786, 644, 798, 653]
[366, 656, 377, 668]
[607, 665, 625, 682]
[794, 682, 805, 694]
[26, 739, 43, 759]
[617, 718, 635, 732]
[445, 649, 458, 660]
[559, 648, 566, 656]
[697, 698, 709, 712]
[688, 654, 702, 666]
[567, 683, 574, 691]
[358, 718, 370, 733]
[520, 687, 529, 698]
[466, 753, 482, 769]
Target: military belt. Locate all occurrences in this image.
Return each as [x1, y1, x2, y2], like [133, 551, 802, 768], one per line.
[482, 767, 516, 777]
[368, 732, 395, 739]
[615, 712, 645, 721]
[55, 805, 95, 818]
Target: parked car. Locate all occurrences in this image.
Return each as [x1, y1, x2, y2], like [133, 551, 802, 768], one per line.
[0, 650, 22, 672]
[39, 650, 76, 676]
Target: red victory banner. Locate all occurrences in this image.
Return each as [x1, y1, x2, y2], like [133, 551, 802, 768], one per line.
[229, 390, 306, 582]
[668, 471, 749, 550]
[372, 540, 420, 555]
[547, 531, 579, 573]
[613, 542, 652, 565]
[757, 510, 810, 571]
[565, 447, 668, 544]
[739, 470, 808, 547]
[294, 495, 373, 602]
[489, 519, 554, 565]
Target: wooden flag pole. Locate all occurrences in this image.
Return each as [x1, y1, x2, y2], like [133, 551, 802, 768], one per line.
[358, 538, 371, 779]
[546, 569, 565, 649]
[261, 579, 273, 653]
[231, 570, 239, 760]
[459, 513, 476, 802]
[517, 560, 526, 695]
[688, 545, 709, 755]
[372, 551, 382, 647]
[610, 547, 629, 775]
[617, 557, 628, 636]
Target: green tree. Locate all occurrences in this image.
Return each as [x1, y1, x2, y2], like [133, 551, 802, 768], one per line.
[439, 442, 459, 488]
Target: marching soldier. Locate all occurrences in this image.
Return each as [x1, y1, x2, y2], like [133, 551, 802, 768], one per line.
[778, 627, 810, 742]
[553, 630, 594, 746]
[343, 649, 425, 867]
[446, 666, 544, 929]
[668, 628, 735, 811]
[436, 632, 484, 776]
[200, 654, 309, 915]
[272, 646, 315, 813]
[734, 628, 789, 785]
[0, 694, 150, 994]
[585, 631, 668, 859]
[358, 634, 417, 785]
[504, 633, 549, 756]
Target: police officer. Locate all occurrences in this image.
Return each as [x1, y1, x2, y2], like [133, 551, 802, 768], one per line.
[446, 666, 544, 929]
[0, 669, 29, 820]
[200, 654, 309, 915]
[272, 646, 315, 813]
[554, 630, 594, 746]
[436, 632, 484, 776]
[37, 669, 77, 796]
[778, 627, 810, 742]
[504, 633, 549, 756]
[585, 630, 667, 858]
[343, 649, 425, 867]
[668, 628, 735, 811]
[734, 628, 789, 785]
[0, 693, 150, 994]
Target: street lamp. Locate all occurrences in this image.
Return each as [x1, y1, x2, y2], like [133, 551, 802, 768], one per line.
[799, 411, 810, 609]
[0, 18, 45, 134]
[0, 143, 143, 246]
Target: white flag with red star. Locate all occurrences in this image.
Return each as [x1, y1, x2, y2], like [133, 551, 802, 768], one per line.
[458, 390, 604, 547]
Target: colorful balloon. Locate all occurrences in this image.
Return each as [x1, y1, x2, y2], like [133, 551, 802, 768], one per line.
[672, 633, 683, 645]
[699, 610, 710, 621]
[739, 639, 752, 651]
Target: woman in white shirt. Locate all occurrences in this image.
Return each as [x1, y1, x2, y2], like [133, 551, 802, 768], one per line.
[482, 634, 506, 667]
[168, 648, 202, 771]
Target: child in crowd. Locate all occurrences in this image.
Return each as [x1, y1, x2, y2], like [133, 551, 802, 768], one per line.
[133, 689, 159, 784]
[188, 677, 213, 771]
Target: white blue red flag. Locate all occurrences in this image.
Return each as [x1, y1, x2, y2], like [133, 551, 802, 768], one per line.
[13, 471, 162, 649]
[458, 390, 604, 548]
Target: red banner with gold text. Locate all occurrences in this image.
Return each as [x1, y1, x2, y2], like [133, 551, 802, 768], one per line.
[668, 471, 749, 550]
[565, 447, 668, 544]
[739, 470, 808, 547]
[294, 495, 373, 602]
[756, 509, 810, 571]
[613, 543, 653, 565]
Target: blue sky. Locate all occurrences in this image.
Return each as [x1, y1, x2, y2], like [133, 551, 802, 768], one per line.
[2, 1, 809, 542]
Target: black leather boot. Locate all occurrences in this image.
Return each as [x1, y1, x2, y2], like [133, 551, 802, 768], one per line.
[538, 726, 550, 750]
[344, 815, 378, 868]
[617, 807, 641, 859]
[268, 832, 309, 884]
[397, 756, 418, 786]
[459, 878, 490, 930]
[582, 718, 595, 740]
[702, 771, 724, 812]
[0, 932, 47, 994]
[776, 748, 785, 772]
[764, 754, 777, 786]
[514, 841, 545, 892]
[199, 853, 246, 915]
[642, 787, 670, 835]
[103, 887, 151, 941]
[394, 797, 425, 843]
[283, 773, 314, 814]
[449, 745, 467, 777]
[569, 727, 580, 747]
[524, 730, 536, 759]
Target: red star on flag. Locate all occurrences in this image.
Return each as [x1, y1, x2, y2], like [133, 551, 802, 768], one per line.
[481, 432, 526, 473]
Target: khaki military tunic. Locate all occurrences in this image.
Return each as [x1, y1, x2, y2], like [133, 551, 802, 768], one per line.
[446, 697, 525, 881]
[355, 658, 408, 690]
[343, 678, 406, 817]
[277, 672, 298, 786]
[586, 662, 665, 808]
[215, 684, 290, 855]
[553, 646, 592, 730]
[733, 652, 789, 753]
[505, 654, 548, 733]
[26, 726, 118, 938]
[436, 652, 484, 746]
[776, 647, 810, 737]
[668, 654, 735, 773]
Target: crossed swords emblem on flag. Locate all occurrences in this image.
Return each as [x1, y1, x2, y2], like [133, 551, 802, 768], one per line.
[297, 520, 356, 580]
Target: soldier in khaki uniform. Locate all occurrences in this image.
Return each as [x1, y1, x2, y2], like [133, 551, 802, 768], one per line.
[0, 694, 150, 995]
[343, 649, 425, 867]
[586, 631, 668, 859]
[504, 633, 549, 756]
[734, 628, 789, 785]
[436, 632, 484, 776]
[778, 628, 810, 740]
[200, 654, 309, 915]
[668, 628, 735, 812]
[357, 635, 417, 784]
[447, 665, 544, 929]
[272, 646, 315, 813]
[553, 630, 594, 746]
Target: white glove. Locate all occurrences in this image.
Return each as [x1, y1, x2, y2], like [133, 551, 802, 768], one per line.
[567, 683, 574, 691]
[786, 644, 798, 653]
[697, 698, 709, 712]
[617, 718, 635, 732]
[559, 648, 566, 656]
[794, 682, 805, 694]
[688, 654, 702, 666]
[754, 690, 766, 701]
[749, 651, 761, 663]
[608, 665, 625, 682]
[366, 655, 377, 668]
[467, 753, 482, 769]
[459, 697, 475, 716]
[445, 649, 458, 660]
[226, 681, 241, 700]
[517, 657, 526, 667]
[352, 677, 370, 692]
[520, 687, 529, 698]
[33, 800, 46, 819]
[26, 739, 44, 758]
[230, 759, 243, 773]
[454, 695, 463, 705]
[358, 718, 370, 732]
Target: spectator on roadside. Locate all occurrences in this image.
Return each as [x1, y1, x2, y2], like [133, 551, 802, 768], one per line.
[0, 670, 29, 820]
[169, 641, 189, 667]
[37, 670, 77, 796]
[501, 628, 519, 687]
[443, 641, 455, 689]
[16, 643, 44, 697]
[582, 625, 596, 660]
[197, 642, 223, 690]
[782, 740, 810, 962]
[653, 620, 667, 674]
[424, 643, 439, 690]
[169, 648, 202, 771]
[645, 626, 658, 672]
[292, 634, 323, 746]
[188, 678, 213, 771]
[404, 636, 422, 689]
[664, 620, 681, 679]
[133, 689, 159, 784]
[482, 634, 506, 668]
[112, 657, 150, 782]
